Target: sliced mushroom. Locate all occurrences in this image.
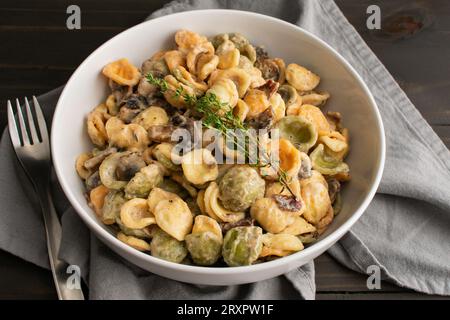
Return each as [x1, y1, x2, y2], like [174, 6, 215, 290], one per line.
[115, 152, 146, 181]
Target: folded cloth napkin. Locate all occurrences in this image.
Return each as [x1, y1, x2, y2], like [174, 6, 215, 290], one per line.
[1, 0, 449, 299]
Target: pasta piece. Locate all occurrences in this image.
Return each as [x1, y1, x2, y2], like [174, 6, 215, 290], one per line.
[269, 92, 286, 122]
[285, 63, 320, 92]
[318, 130, 349, 160]
[260, 233, 303, 257]
[87, 105, 109, 147]
[250, 198, 289, 234]
[163, 75, 196, 108]
[217, 40, 240, 69]
[117, 232, 151, 251]
[147, 187, 180, 212]
[164, 50, 186, 74]
[281, 215, 316, 236]
[175, 30, 208, 54]
[204, 182, 245, 223]
[301, 91, 330, 107]
[244, 89, 270, 119]
[300, 170, 331, 225]
[297, 104, 331, 133]
[265, 178, 301, 200]
[196, 190, 207, 215]
[191, 215, 223, 243]
[89, 185, 110, 217]
[196, 53, 220, 81]
[310, 144, 349, 176]
[76, 153, 92, 179]
[102, 58, 141, 86]
[208, 68, 251, 98]
[276, 115, 318, 152]
[317, 206, 334, 235]
[232, 99, 250, 122]
[206, 78, 239, 109]
[181, 148, 219, 185]
[153, 197, 193, 241]
[120, 198, 156, 229]
[105, 117, 149, 151]
[278, 138, 302, 177]
[173, 66, 209, 94]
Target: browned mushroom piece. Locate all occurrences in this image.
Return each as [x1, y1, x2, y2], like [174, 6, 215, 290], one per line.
[108, 79, 133, 103]
[326, 177, 341, 204]
[246, 107, 274, 130]
[85, 171, 101, 192]
[84, 147, 117, 170]
[254, 46, 269, 66]
[256, 59, 282, 82]
[257, 79, 279, 99]
[221, 218, 255, 234]
[148, 125, 176, 143]
[118, 94, 149, 123]
[326, 111, 343, 132]
[115, 152, 147, 181]
[272, 194, 303, 212]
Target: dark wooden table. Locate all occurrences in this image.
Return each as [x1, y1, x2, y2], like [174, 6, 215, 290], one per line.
[0, 0, 448, 300]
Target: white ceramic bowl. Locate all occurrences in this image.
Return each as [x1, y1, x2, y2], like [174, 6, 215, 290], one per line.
[52, 10, 385, 285]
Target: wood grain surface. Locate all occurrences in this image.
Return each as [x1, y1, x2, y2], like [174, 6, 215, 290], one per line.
[0, 0, 448, 299]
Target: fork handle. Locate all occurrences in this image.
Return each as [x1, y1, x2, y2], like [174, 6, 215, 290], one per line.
[36, 184, 85, 300]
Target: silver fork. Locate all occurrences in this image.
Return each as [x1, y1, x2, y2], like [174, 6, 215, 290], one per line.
[7, 97, 84, 300]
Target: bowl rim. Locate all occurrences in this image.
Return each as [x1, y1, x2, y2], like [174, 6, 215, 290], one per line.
[51, 9, 386, 275]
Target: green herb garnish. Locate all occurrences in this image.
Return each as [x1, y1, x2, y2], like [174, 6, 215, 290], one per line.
[146, 72, 296, 198]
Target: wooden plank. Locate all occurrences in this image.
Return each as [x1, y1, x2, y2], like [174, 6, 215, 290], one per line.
[0, 9, 148, 28]
[0, 0, 169, 11]
[0, 250, 56, 299]
[0, 29, 118, 68]
[315, 253, 403, 292]
[335, 0, 450, 126]
[317, 292, 449, 300]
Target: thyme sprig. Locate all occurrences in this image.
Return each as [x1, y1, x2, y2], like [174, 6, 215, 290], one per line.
[146, 73, 296, 198]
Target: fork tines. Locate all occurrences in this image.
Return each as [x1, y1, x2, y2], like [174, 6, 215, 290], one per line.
[7, 96, 47, 147]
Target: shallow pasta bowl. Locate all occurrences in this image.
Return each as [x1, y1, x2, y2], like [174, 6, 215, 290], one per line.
[52, 10, 385, 285]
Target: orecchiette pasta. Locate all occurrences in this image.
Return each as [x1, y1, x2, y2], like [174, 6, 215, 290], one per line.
[297, 104, 331, 133]
[250, 198, 290, 234]
[102, 58, 141, 86]
[87, 105, 109, 147]
[76, 153, 93, 180]
[153, 197, 193, 241]
[206, 78, 239, 109]
[117, 232, 151, 251]
[285, 63, 320, 92]
[89, 185, 110, 217]
[260, 233, 304, 257]
[181, 148, 218, 185]
[77, 29, 352, 267]
[300, 170, 331, 225]
[105, 117, 149, 151]
[120, 198, 156, 229]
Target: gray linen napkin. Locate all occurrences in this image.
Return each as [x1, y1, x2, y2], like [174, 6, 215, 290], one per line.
[1, 0, 449, 299]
